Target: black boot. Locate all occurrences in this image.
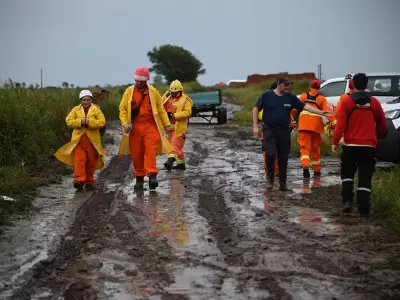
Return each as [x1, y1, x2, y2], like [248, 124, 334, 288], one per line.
[164, 157, 175, 171]
[173, 163, 186, 170]
[74, 181, 84, 191]
[85, 183, 95, 191]
[314, 171, 321, 177]
[134, 176, 144, 190]
[149, 173, 158, 190]
[341, 181, 354, 213]
[279, 182, 292, 192]
[357, 190, 371, 217]
[303, 168, 310, 178]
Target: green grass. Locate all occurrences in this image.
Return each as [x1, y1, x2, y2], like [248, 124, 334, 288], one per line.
[371, 168, 400, 233]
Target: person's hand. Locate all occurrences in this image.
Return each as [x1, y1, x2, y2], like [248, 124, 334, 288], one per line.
[253, 125, 259, 138]
[165, 124, 174, 131]
[123, 124, 131, 133]
[81, 118, 89, 126]
[332, 144, 338, 153]
[321, 110, 334, 117]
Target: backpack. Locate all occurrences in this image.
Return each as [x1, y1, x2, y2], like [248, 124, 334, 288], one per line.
[345, 94, 376, 130]
[305, 92, 322, 110]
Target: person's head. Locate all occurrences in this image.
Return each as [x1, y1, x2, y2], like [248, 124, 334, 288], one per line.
[79, 90, 93, 108]
[269, 81, 278, 90]
[348, 79, 354, 90]
[133, 67, 150, 90]
[310, 79, 321, 90]
[352, 73, 368, 91]
[275, 77, 293, 93]
[169, 79, 183, 98]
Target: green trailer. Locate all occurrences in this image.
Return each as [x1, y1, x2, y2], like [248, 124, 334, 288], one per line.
[187, 90, 228, 124]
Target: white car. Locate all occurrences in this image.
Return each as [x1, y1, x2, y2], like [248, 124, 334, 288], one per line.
[318, 73, 400, 161]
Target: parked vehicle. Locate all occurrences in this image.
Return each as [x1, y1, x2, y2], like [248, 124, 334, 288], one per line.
[187, 90, 228, 124]
[318, 73, 400, 161]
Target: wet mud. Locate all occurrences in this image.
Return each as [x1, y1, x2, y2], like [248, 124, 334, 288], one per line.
[1, 120, 400, 299]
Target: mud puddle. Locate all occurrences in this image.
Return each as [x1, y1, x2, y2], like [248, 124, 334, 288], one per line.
[1, 121, 400, 299]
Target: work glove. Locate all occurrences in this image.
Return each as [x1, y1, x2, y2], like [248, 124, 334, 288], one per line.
[167, 112, 174, 119]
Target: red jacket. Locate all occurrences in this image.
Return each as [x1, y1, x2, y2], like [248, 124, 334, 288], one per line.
[332, 92, 387, 147]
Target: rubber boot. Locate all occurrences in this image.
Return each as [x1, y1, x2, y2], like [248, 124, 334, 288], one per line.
[267, 175, 274, 191]
[134, 176, 144, 190]
[342, 202, 352, 213]
[164, 157, 175, 171]
[279, 182, 291, 192]
[74, 181, 84, 191]
[303, 168, 310, 178]
[314, 171, 321, 177]
[149, 173, 158, 190]
[357, 190, 370, 217]
[173, 163, 186, 170]
[85, 184, 95, 191]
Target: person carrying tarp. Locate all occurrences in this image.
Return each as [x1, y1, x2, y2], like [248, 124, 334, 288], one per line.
[291, 79, 336, 178]
[118, 67, 172, 191]
[161, 80, 193, 171]
[55, 90, 108, 191]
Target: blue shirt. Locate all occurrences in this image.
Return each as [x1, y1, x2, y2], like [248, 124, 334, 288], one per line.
[255, 90, 305, 128]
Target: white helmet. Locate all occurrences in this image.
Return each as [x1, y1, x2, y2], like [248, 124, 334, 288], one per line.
[79, 89, 93, 99]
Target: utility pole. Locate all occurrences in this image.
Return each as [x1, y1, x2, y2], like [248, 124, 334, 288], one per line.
[40, 69, 43, 88]
[317, 64, 322, 81]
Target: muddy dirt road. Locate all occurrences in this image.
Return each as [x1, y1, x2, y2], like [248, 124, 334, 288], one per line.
[1, 121, 400, 299]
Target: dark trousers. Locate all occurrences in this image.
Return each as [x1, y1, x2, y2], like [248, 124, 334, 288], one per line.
[262, 126, 291, 183]
[340, 146, 376, 210]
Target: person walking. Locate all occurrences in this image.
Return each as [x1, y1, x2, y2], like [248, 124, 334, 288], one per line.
[258, 81, 295, 178]
[253, 77, 334, 191]
[292, 79, 336, 178]
[118, 67, 172, 191]
[332, 73, 387, 216]
[162, 80, 193, 171]
[55, 90, 107, 191]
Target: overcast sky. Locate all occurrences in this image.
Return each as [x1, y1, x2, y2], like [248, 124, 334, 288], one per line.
[1, 0, 399, 87]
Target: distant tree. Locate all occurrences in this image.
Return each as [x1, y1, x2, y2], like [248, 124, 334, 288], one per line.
[28, 84, 34, 89]
[147, 44, 206, 83]
[35, 84, 40, 89]
[22, 82, 26, 88]
[62, 82, 69, 88]
[153, 74, 164, 84]
[15, 82, 21, 88]
[71, 84, 75, 88]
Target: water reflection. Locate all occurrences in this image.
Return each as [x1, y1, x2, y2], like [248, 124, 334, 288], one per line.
[134, 179, 190, 246]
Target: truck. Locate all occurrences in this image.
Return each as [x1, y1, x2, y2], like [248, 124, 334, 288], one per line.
[187, 90, 228, 124]
[318, 73, 400, 161]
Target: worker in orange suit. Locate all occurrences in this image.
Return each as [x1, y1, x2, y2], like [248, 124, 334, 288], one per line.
[161, 80, 193, 171]
[291, 79, 336, 178]
[55, 90, 107, 191]
[259, 82, 295, 178]
[118, 67, 173, 191]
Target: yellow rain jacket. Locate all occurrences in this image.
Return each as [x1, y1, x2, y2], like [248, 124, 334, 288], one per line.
[161, 91, 193, 137]
[118, 84, 172, 156]
[55, 104, 108, 169]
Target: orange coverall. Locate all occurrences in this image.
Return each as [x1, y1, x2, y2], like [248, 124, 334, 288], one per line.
[73, 107, 99, 184]
[292, 89, 336, 172]
[129, 87, 160, 177]
[164, 96, 186, 165]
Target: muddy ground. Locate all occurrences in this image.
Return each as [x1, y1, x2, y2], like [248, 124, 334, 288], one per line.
[1, 115, 400, 299]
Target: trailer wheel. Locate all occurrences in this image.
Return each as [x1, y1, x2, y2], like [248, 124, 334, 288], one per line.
[217, 107, 228, 124]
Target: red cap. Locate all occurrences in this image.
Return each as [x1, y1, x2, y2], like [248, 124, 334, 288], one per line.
[348, 79, 354, 89]
[134, 67, 150, 81]
[311, 79, 321, 89]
